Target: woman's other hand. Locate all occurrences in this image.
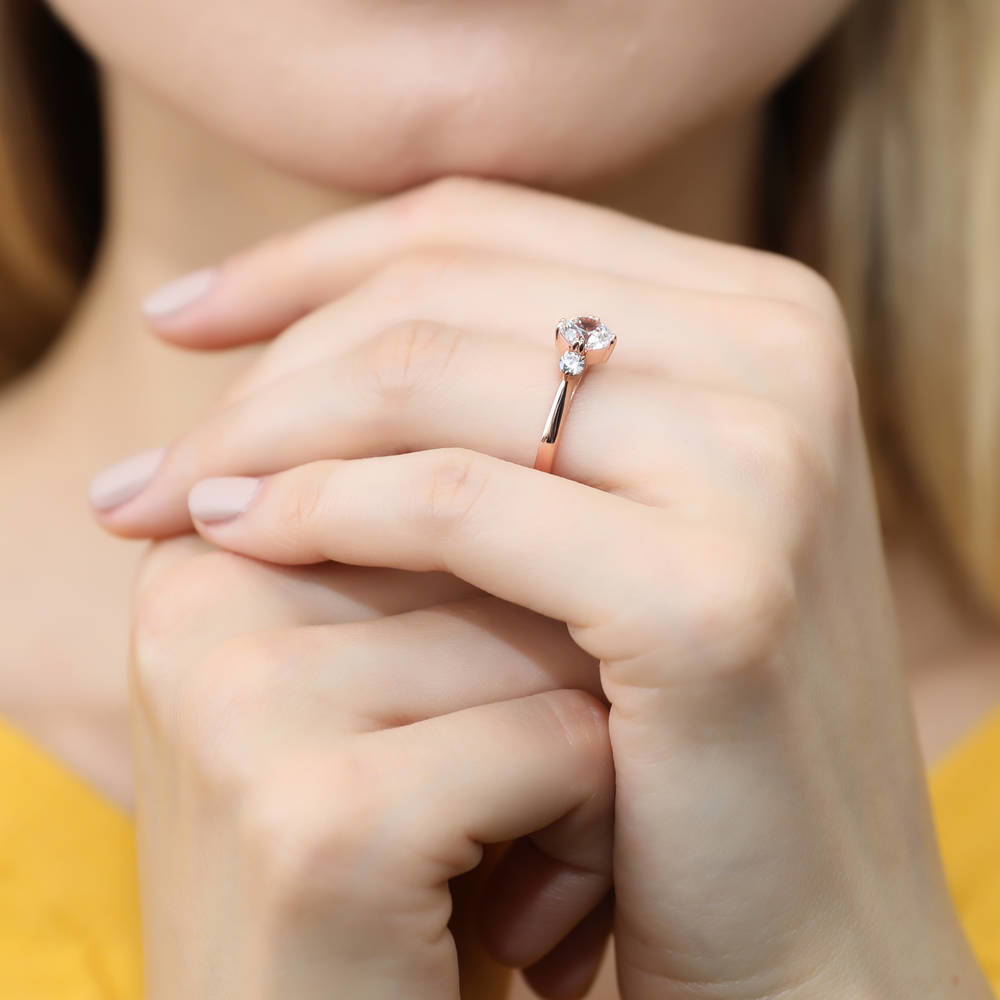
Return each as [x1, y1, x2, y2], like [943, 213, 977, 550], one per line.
[130, 536, 613, 999]
[97, 178, 994, 998]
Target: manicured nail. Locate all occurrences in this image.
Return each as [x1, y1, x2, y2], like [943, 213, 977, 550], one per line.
[189, 477, 262, 523]
[141, 267, 218, 321]
[88, 447, 166, 512]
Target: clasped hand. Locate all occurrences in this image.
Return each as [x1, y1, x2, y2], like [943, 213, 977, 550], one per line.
[92, 178, 986, 1000]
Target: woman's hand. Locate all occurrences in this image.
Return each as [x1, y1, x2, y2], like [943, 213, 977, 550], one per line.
[129, 535, 614, 1000]
[95, 177, 994, 998]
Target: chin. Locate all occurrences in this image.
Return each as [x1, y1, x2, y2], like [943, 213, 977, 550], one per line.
[53, 0, 851, 195]
[218, 100, 683, 197]
[174, 57, 709, 197]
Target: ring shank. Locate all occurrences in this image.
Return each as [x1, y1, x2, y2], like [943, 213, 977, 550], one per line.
[534, 374, 581, 474]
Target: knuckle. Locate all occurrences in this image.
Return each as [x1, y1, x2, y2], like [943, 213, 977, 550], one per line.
[420, 448, 492, 533]
[391, 175, 494, 230]
[767, 296, 857, 390]
[422, 174, 494, 203]
[133, 548, 251, 643]
[274, 469, 327, 538]
[756, 299, 862, 460]
[243, 749, 395, 911]
[678, 542, 797, 676]
[131, 548, 263, 705]
[794, 304, 858, 404]
[725, 399, 834, 520]
[366, 319, 464, 404]
[765, 255, 844, 321]
[810, 337, 862, 454]
[591, 532, 796, 682]
[132, 535, 213, 597]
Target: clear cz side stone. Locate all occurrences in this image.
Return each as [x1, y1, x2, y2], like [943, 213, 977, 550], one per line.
[557, 318, 586, 348]
[559, 351, 586, 376]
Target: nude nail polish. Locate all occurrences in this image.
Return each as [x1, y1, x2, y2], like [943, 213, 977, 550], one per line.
[188, 477, 262, 523]
[88, 447, 166, 512]
[141, 267, 218, 321]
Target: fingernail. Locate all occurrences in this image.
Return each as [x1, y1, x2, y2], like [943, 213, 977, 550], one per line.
[88, 447, 167, 511]
[189, 477, 262, 523]
[142, 267, 218, 321]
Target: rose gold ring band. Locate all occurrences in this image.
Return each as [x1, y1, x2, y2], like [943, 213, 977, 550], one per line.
[533, 315, 617, 475]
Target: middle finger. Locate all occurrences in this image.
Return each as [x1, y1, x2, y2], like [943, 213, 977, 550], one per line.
[96, 322, 801, 538]
[221, 248, 832, 413]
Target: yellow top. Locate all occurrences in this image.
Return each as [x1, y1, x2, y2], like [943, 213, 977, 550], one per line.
[1, 710, 1000, 999]
[0, 723, 141, 1000]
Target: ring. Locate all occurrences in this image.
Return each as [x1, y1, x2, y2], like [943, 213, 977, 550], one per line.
[534, 315, 617, 474]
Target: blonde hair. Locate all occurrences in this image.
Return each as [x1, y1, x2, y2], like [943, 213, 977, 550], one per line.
[816, 0, 1000, 612]
[2, 1, 1000, 615]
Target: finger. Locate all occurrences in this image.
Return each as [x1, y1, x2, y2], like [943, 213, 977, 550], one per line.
[244, 688, 613, 1000]
[185, 452, 649, 634]
[235, 593, 603, 731]
[134, 539, 474, 676]
[144, 176, 818, 349]
[215, 600, 608, 969]
[91, 325, 710, 536]
[518, 891, 615, 1000]
[366, 688, 613, 961]
[183, 450, 784, 670]
[93, 315, 827, 542]
[219, 250, 824, 408]
[476, 837, 613, 974]
[222, 596, 601, 745]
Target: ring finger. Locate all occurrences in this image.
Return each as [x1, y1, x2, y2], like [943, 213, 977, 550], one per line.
[97, 321, 814, 541]
[223, 249, 832, 414]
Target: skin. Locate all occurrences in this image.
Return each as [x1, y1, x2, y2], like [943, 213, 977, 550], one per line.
[95, 179, 994, 998]
[0, 0, 998, 997]
[48, 0, 850, 193]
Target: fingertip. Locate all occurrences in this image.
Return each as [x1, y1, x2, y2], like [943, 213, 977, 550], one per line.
[90, 503, 196, 541]
[519, 894, 614, 1000]
[477, 837, 609, 971]
[87, 448, 201, 540]
[142, 267, 220, 329]
[188, 476, 263, 525]
[141, 259, 311, 350]
[143, 266, 263, 350]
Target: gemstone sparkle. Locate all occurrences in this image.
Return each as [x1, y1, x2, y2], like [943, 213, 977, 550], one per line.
[558, 315, 616, 352]
[559, 350, 586, 376]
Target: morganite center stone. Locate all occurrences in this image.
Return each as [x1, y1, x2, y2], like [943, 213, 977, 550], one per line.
[558, 315, 615, 351]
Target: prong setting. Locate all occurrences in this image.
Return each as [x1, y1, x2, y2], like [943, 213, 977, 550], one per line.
[556, 314, 618, 375]
[556, 315, 616, 355]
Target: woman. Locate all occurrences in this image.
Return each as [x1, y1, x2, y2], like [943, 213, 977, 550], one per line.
[3, 0, 1000, 996]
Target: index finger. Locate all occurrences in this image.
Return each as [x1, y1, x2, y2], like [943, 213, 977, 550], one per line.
[185, 450, 796, 673]
[143, 176, 828, 348]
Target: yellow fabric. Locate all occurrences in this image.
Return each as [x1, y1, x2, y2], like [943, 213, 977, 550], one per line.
[0, 722, 141, 999]
[929, 702, 1000, 990]
[1, 708, 1000, 1000]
